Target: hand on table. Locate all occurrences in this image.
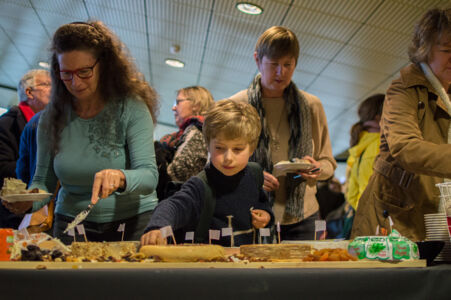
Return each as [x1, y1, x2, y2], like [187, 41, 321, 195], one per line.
[91, 169, 126, 204]
[251, 209, 271, 229]
[141, 229, 167, 245]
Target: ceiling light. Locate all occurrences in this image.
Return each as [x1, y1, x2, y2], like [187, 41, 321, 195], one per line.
[38, 61, 50, 69]
[170, 44, 181, 54]
[236, 2, 263, 15]
[165, 58, 185, 68]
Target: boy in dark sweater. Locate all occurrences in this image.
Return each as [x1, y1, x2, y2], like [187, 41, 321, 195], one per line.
[141, 99, 273, 246]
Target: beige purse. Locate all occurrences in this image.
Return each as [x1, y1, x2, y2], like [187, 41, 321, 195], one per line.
[26, 181, 60, 234]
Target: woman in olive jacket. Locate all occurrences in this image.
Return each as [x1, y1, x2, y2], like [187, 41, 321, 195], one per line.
[351, 8, 451, 241]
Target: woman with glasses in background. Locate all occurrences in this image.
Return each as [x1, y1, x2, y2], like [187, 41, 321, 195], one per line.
[5, 21, 160, 244]
[155, 86, 214, 199]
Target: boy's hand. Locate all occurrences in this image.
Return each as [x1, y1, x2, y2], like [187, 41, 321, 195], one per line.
[140, 229, 167, 245]
[251, 209, 271, 229]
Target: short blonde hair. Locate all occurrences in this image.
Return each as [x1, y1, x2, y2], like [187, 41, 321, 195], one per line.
[408, 8, 451, 65]
[255, 26, 300, 65]
[203, 99, 261, 151]
[177, 86, 214, 116]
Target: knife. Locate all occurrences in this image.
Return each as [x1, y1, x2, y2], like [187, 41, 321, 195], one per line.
[63, 202, 96, 234]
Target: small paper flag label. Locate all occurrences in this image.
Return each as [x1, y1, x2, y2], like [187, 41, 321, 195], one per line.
[375, 225, 380, 235]
[67, 228, 75, 237]
[209, 229, 220, 240]
[76, 224, 86, 235]
[276, 222, 281, 232]
[221, 227, 232, 237]
[315, 220, 326, 232]
[117, 223, 126, 232]
[388, 216, 394, 227]
[185, 231, 194, 241]
[160, 225, 173, 238]
[259, 228, 270, 237]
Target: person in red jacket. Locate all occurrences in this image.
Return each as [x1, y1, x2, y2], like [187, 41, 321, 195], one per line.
[0, 69, 50, 228]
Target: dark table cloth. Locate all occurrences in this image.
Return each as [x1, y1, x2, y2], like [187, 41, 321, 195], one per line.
[1, 264, 450, 300]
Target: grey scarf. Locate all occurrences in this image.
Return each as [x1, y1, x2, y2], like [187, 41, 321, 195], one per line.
[247, 74, 312, 219]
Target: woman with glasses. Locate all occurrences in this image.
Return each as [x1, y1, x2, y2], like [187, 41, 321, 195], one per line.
[5, 21, 160, 244]
[156, 86, 214, 199]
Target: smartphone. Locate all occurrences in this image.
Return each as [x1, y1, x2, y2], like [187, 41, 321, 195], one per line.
[308, 167, 320, 174]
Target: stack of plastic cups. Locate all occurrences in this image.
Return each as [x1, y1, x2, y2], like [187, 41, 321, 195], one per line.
[436, 182, 451, 237]
[429, 182, 451, 262]
[436, 182, 451, 214]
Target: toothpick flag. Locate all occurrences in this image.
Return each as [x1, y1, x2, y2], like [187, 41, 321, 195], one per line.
[76, 224, 87, 242]
[221, 227, 232, 237]
[209, 229, 220, 244]
[117, 223, 126, 232]
[259, 228, 270, 237]
[160, 225, 173, 238]
[160, 225, 177, 245]
[117, 223, 126, 241]
[185, 231, 194, 242]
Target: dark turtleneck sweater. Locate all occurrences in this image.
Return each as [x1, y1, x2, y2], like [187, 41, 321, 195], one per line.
[145, 163, 274, 246]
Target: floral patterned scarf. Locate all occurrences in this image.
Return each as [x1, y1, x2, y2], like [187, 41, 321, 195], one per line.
[159, 116, 204, 150]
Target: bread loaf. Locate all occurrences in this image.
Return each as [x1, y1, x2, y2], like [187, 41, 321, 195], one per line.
[139, 244, 226, 262]
[240, 244, 312, 260]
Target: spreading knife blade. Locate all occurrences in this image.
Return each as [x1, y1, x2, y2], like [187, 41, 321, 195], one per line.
[63, 202, 95, 234]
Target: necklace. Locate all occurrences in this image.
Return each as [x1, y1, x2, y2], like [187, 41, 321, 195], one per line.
[268, 104, 285, 151]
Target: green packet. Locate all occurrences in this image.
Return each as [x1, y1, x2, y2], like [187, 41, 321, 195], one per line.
[348, 230, 419, 261]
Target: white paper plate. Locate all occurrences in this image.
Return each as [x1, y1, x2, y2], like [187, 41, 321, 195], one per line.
[1, 193, 52, 203]
[274, 161, 314, 171]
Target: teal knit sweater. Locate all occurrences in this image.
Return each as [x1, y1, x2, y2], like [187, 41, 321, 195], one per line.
[31, 98, 158, 223]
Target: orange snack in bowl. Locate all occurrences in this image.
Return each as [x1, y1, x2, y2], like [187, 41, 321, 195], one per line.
[0, 228, 14, 261]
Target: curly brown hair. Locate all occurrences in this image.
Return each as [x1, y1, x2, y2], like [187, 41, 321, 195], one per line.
[42, 21, 159, 154]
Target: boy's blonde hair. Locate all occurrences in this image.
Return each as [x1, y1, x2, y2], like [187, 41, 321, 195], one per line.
[203, 99, 261, 151]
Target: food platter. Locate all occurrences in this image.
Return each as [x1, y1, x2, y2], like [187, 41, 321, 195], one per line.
[0, 259, 426, 270]
[1, 193, 52, 203]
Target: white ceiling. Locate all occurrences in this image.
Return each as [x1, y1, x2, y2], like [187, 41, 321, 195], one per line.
[0, 0, 449, 157]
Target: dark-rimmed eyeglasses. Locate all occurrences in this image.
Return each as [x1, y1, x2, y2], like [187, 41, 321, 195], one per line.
[59, 59, 99, 81]
[32, 82, 51, 89]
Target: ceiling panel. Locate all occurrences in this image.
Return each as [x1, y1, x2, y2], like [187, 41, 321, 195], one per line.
[0, 0, 445, 157]
[292, 0, 384, 23]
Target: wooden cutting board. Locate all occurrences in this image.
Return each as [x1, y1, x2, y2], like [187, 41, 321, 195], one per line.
[0, 259, 426, 269]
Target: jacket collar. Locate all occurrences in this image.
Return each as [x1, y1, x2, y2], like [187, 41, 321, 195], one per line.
[401, 64, 449, 114]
